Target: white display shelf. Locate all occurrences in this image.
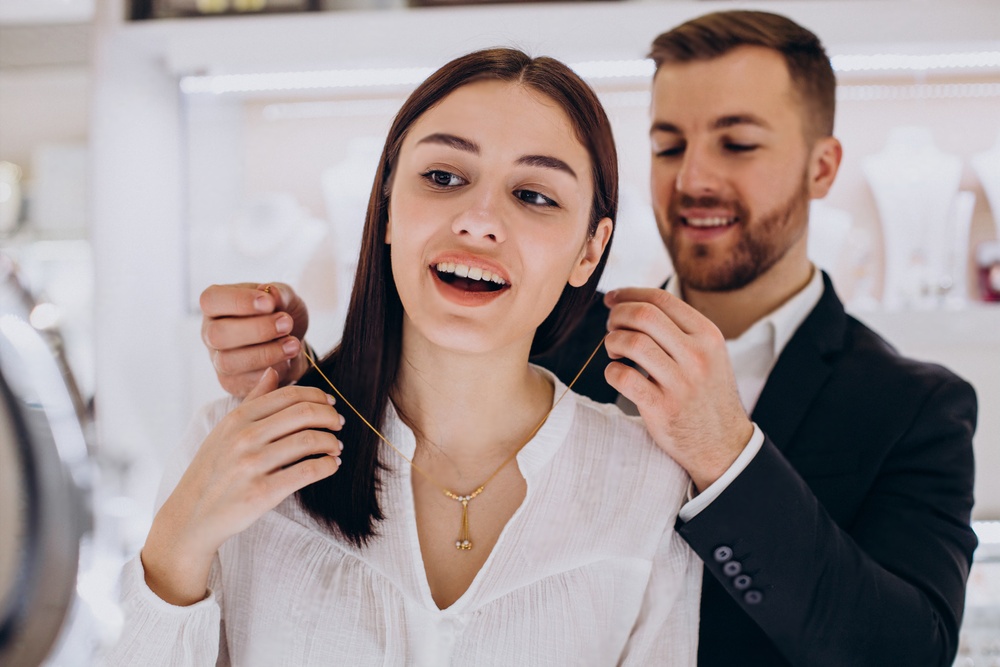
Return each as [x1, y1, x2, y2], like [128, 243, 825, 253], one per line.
[102, 0, 1000, 77]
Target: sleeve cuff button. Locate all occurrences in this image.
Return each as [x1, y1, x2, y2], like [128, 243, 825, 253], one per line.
[713, 546, 733, 562]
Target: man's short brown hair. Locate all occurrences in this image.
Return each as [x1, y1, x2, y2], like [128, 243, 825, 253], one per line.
[649, 10, 836, 140]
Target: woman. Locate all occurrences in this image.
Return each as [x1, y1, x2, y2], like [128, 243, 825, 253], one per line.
[106, 48, 699, 665]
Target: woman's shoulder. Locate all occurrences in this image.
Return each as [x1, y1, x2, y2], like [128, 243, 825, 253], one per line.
[566, 390, 688, 487]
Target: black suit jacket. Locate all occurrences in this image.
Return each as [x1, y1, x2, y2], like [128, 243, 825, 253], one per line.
[531, 273, 977, 666]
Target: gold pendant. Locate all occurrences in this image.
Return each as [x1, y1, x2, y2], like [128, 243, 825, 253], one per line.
[455, 497, 472, 550]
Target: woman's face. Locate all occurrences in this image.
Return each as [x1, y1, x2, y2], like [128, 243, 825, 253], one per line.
[387, 79, 612, 356]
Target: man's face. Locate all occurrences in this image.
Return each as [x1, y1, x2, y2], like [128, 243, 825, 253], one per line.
[649, 46, 817, 292]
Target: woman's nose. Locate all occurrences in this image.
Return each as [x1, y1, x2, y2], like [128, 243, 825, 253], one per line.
[452, 188, 506, 243]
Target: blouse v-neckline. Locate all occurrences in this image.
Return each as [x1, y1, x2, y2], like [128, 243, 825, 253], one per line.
[381, 366, 576, 613]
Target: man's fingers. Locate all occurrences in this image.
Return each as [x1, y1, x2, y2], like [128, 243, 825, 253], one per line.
[212, 337, 300, 377]
[200, 283, 275, 319]
[604, 287, 708, 335]
[603, 329, 679, 390]
[203, 312, 296, 352]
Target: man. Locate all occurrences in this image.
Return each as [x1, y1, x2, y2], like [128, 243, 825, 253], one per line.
[198, 11, 977, 666]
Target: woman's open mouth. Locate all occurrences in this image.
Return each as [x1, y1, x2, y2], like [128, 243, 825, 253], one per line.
[433, 262, 509, 293]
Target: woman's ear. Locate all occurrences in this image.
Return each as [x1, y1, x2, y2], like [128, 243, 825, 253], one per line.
[568, 217, 613, 287]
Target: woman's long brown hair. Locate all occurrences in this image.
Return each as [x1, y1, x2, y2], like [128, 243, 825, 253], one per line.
[297, 48, 619, 546]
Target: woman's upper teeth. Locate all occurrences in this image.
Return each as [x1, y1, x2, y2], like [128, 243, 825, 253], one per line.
[436, 262, 507, 285]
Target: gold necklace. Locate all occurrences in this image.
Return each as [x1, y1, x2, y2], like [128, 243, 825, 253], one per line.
[302, 335, 607, 551]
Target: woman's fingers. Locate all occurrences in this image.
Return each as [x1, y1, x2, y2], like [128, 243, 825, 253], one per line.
[263, 452, 342, 502]
[238, 383, 338, 424]
[256, 428, 344, 474]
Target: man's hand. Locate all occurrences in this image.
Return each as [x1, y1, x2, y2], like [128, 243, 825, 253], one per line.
[603, 287, 754, 491]
[200, 282, 311, 398]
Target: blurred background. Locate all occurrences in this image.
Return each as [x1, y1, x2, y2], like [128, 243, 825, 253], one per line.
[0, 0, 998, 663]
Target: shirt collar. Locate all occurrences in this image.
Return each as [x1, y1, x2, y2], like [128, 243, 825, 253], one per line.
[666, 265, 824, 359]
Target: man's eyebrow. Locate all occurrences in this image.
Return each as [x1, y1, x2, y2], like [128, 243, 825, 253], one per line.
[517, 154, 577, 179]
[650, 115, 772, 134]
[650, 121, 681, 135]
[712, 114, 771, 130]
[416, 133, 480, 154]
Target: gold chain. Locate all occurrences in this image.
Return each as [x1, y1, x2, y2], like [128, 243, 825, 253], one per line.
[302, 333, 607, 551]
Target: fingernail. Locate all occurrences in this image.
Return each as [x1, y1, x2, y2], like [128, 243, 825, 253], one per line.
[339, 414, 346, 427]
[276, 315, 293, 335]
[282, 338, 299, 357]
[337, 440, 344, 453]
[326, 394, 336, 406]
[254, 295, 270, 313]
[335, 456, 342, 466]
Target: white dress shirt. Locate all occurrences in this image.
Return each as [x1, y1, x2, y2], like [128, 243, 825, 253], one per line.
[103, 368, 701, 667]
[670, 268, 825, 521]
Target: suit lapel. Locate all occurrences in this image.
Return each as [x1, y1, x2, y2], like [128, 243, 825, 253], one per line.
[750, 273, 847, 453]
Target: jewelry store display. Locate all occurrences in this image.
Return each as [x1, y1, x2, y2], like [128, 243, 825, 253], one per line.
[862, 126, 965, 308]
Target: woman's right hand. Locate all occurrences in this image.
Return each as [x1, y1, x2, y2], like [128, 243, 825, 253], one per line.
[140, 367, 344, 606]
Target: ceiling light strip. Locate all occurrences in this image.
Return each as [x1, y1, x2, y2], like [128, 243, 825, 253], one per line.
[180, 52, 1000, 96]
[838, 82, 1000, 101]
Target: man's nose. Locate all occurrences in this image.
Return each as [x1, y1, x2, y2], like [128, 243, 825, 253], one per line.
[675, 145, 721, 196]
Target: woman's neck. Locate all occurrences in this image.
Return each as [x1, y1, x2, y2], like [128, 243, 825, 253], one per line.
[392, 322, 553, 466]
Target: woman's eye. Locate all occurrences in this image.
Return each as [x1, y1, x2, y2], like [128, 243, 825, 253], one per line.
[514, 189, 558, 207]
[422, 170, 465, 187]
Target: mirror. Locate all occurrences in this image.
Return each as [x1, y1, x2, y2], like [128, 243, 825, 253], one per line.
[0, 252, 93, 665]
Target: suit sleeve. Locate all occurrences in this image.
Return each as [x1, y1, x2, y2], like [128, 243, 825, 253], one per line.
[676, 375, 978, 667]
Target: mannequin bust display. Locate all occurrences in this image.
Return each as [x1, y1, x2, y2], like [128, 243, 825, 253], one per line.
[194, 193, 335, 329]
[972, 129, 1000, 240]
[862, 126, 963, 309]
[320, 136, 383, 333]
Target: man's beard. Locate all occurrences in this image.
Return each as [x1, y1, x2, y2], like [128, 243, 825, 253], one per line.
[663, 175, 811, 292]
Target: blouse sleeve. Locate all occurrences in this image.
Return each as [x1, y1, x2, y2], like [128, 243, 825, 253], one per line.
[617, 526, 702, 666]
[98, 396, 240, 666]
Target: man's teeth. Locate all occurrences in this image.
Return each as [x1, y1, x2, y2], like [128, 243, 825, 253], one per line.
[435, 262, 507, 285]
[685, 216, 734, 228]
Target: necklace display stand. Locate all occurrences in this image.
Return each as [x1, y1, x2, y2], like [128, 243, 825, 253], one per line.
[195, 192, 334, 322]
[862, 126, 964, 309]
[321, 137, 384, 336]
[972, 129, 1000, 240]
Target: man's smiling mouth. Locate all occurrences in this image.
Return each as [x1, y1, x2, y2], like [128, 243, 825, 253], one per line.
[681, 215, 738, 228]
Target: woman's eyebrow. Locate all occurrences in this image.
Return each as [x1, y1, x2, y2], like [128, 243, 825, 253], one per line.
[517, 155, 577, 180]
[417, 133, 479, 154]
[416, 133, 576, 179]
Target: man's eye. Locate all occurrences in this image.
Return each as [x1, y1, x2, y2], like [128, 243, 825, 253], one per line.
[654, 146, 684, 158]
[725, 143, 758, 153]
[514, 189, 558, 207]
[423, 170, 464, 187]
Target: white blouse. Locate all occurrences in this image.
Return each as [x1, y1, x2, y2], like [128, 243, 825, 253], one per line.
[103, 370, 701, 666]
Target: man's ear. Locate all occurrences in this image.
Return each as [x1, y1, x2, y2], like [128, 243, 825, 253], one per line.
[568, 217, 613, 287]
[808, 136, 843, 200]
